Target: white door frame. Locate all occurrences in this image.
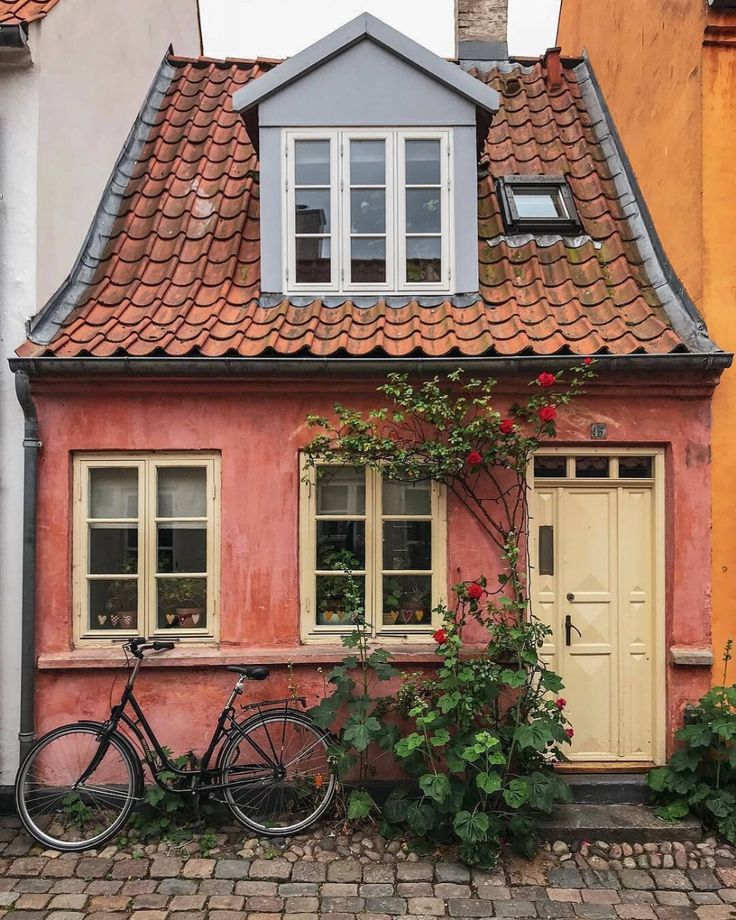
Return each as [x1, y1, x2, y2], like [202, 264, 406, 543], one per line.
[528, 447, 666, 766]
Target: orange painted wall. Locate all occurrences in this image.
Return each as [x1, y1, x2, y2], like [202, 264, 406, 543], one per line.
[30, 373, 718, 760]
[557, 1, 736, 682]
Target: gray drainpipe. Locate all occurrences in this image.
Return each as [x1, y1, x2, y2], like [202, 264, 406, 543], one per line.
[15, 371, 41, 761]
[0, 24, 28, 48]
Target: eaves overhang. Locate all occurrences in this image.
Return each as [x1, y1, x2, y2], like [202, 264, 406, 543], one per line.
[231, 12, 500, 117]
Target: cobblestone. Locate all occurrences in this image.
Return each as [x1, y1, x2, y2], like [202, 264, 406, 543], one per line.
[0, 819, 733, 919]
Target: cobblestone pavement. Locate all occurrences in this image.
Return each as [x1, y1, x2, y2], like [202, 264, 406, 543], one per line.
[1, 818, 734, 920]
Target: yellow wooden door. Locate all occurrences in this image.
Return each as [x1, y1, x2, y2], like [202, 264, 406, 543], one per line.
[532, 478, 656, 763]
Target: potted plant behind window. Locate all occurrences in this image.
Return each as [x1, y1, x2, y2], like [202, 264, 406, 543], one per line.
[317, 549, 360, 625]
[159, 578, 206, 628]
[398, 578, 429, 625]
[105, 578, 138, 629]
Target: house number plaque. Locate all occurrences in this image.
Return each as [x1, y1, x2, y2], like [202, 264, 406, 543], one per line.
[590, 423, 608, 440]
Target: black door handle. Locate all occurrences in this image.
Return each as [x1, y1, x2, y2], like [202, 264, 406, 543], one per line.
[565, 614, 582, 646]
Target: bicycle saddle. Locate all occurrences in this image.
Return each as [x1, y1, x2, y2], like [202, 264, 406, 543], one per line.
[226, 665, 270, 680]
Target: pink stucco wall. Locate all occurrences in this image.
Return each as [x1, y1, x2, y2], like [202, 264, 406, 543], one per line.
[31, 371, 718, 760]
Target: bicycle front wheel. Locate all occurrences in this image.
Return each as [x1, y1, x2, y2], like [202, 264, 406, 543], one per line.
[16, 722, 140, 851]
[219, 710, 336, 835]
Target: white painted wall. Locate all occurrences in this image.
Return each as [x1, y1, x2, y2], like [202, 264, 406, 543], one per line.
[0, 0, 201, 788]
[200, 0, 561, 60]
[0, 57, 40, 788]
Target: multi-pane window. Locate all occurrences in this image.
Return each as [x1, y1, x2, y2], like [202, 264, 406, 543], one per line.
[285, 129, 451, 293]
[74, 455, 219, 642]
[300, 463, 446, 639]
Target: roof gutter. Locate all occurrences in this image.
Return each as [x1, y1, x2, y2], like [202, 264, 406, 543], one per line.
[0, 24, 28, 48]
[14, 371, 41, 762]
[9, 353, 733, 379]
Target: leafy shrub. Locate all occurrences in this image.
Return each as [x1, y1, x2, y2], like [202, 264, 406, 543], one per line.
[649, 641, 736, 843]
[308, 570, 400, 821]
[384, 579, 572, 865]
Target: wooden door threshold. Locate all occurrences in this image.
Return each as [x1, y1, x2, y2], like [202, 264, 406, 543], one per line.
[556, 762, 656, 774]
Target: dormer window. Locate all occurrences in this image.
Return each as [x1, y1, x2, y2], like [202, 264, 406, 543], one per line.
[285, 129, 451, 294]
[497, 175, 580, 234]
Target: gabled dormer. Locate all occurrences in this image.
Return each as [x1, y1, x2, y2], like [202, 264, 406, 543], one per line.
[233, 13, 499, 298]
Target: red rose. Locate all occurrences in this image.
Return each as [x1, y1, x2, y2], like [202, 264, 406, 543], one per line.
[468, 583, 484, 601]
[537, 372, 555, 388]
[584, 357, 592, 365]
[555, 698, 567, 710]
[499, 418, 514, 435]
[466, 450, 483, 466]
[538, 405, 557, 423]
[433, 628, 448, 644]
[565, 727, 574, 738]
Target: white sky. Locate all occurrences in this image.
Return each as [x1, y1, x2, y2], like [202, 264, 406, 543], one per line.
[199, 0, 562, 61]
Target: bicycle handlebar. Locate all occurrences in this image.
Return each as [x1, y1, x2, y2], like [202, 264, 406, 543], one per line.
[126, 638, 177, 659]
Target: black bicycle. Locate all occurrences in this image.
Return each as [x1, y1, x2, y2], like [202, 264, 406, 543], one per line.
[15, 638, 337, 851]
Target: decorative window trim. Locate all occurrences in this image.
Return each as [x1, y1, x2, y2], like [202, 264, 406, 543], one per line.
[283, 128, 453, 295]
[299, 457, 447, 643]
[496, 175, 580, 234]
[73, 453, 220, 646]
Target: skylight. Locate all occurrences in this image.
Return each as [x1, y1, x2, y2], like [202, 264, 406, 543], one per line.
[497, 175, 580, 233]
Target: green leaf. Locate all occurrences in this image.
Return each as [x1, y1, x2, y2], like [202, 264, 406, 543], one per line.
[406, 801, 436, 835]
[343, 716, 381, 752]
[500, 668, 527, 688]
[395, 733, 424, 759]
[503, 778, 530, 808]
[648, 766, 670, 792]
[711, 717, 736, 740]
[476, 771, 502, 795]
[430, 729, 451, 747]
[656, 800, 690, 821]
[382, 789, 409, 824]
[453, 810, 490, 843]
[419, 772, 451, 803]
[438, 691, 462, 713]
[677, 723, 713, 748]
[514, 723, 552, 752]
[705, 790, 736, 818]
[718, 815, 736, 845]
[346, 789, 375, 821]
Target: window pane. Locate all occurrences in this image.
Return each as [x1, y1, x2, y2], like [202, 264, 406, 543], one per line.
[316, 466, 365, 514]
[405, 139, 441, 185]
[350, 189, 386, 234]
[383, 479, 431, 515]
[157, 523, 207, 573]
[350, 139, 385, 185]
[406, 189, 441, 233]
[406, 237, 441, 283]
[316, 520, 366, 569]
[383, 575, 432, 626]
[294, 139, 330, 185]
[295, 236, 331, 283]
[534, 456, 566, 478]
[296, 189, 331, 233]
[89, 468, 138, 519]
[157, 467, 207, 517]
[619, 456, 653, 478]
[383, 521, 432, 570]
[89, 579, 138, 629]
[513, 188, 566, 219]
[575, 456, 610, 478]
[316, 574, 365, 626]
[158, 577, 207, 629]
[89, 525, 138, 575]
[351, 237, 386, 283]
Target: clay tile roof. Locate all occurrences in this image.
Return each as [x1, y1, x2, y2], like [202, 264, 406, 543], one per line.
[18, 50, 719, 361]
[0, 0, 61, 25]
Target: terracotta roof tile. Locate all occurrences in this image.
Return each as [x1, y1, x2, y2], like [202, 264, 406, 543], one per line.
[19, 53, 702, 360]
[0, 0, 61, 24]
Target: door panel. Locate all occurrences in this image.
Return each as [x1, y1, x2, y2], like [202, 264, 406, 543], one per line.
[531, 477, 656, 763]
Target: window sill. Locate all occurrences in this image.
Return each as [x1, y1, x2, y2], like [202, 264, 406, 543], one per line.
[37, 644, 453, 670]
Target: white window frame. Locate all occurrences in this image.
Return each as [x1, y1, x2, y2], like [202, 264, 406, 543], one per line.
[284, 128, 452, 295]
[299, 458, 447, 643]
[73, 453, 220, 645]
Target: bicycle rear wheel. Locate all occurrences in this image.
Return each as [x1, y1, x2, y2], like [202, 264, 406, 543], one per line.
[219, 710, 336, 835]
[15, 722, 140, 851]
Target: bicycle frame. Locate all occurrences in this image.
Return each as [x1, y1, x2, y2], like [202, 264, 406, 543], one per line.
[93, 655, 311, 797]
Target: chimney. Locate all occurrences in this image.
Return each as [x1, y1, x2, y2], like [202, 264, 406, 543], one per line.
[542, 47, 563, 92]
[456, 0, 509, 61]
